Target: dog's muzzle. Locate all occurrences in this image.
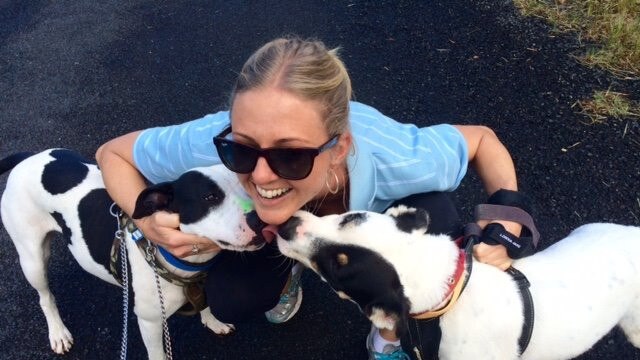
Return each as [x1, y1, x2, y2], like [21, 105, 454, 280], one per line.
[246, 210, 271, 245]
[276, 215, 302, 241]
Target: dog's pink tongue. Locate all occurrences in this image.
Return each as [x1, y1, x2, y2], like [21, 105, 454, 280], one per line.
[262, 225, 278, 243]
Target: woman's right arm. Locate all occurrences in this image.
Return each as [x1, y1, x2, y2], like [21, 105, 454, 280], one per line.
[95, 131, 220, 257]
[96, 131, 146, 216]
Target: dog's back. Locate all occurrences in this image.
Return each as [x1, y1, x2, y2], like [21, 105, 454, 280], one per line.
[1, 149, 117, 284]
[510, 223, 640, 359]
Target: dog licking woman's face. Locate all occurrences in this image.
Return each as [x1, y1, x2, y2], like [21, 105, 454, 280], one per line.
[275, 210, 412, 333]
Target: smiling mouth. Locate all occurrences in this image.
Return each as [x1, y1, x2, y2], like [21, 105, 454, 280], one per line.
[256, 185, 292, 199]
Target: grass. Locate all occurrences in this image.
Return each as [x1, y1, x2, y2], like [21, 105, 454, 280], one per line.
[574, 89, 639, 123]
[513, 0, 640, 122]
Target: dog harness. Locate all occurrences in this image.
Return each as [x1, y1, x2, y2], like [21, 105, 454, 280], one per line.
[109, 212, 213, 315]
[406, 200, 538, 360]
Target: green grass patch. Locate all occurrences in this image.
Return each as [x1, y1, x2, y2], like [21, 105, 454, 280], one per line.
[574, 89, 639, 122]
[514, 0, 640, 123]
[514, 0, 640, 78]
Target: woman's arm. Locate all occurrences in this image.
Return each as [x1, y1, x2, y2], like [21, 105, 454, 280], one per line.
[95, 131, 220, 257]
[454, 125, 523, 270]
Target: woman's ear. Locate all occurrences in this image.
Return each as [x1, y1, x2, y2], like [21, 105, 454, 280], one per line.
[331, 132, 353, 165]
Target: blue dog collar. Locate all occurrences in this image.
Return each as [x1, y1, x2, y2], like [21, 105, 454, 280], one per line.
[157, 246, 216, 272]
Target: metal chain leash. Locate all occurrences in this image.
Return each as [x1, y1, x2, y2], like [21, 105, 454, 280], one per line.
[110, 203, 173, 360]
[145, 239, 174, 360]
[119, 232, 130, 360]
[110, 203, 130, 360]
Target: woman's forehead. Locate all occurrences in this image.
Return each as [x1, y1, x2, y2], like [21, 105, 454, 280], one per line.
[230, 88, 329, 145]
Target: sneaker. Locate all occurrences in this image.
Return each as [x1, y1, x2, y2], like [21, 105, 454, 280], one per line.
[366, 325, 410, 360]
[265, 266, 303, 323]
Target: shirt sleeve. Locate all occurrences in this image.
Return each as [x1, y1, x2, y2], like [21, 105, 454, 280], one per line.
[133, 111, 230, 183]
[348, 102, 468, 208]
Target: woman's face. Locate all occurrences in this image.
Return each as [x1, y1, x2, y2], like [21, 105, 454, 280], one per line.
[230, 86, 348, 225]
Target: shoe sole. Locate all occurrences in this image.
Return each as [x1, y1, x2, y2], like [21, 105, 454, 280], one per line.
[287, 287, 303, 322]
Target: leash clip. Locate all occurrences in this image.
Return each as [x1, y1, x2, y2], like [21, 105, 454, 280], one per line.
[114, 229, 125, 241]
[145, 239, 157, 261]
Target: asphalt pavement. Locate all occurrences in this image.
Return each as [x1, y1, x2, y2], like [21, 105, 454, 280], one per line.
[1, 1, 639, 359]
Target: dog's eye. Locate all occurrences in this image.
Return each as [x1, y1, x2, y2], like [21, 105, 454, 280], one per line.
[203, 193, 219, 202]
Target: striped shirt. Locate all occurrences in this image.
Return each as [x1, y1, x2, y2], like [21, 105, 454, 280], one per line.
[133, 101, 468, 212]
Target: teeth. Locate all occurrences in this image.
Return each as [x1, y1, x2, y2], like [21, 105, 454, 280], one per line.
[256, 185, 291, 199]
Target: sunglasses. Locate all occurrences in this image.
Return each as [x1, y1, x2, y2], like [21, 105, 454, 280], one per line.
[213, 127, 339, 180]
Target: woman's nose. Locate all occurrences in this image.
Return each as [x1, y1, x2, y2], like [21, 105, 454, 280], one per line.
[251, 156, 279, 182]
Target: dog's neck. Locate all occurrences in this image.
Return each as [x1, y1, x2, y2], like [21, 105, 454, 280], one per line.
[390, 233, 466, 314]
[129, 232, 218, 282]
[410, 247, 468, 319]
[154, 246, 219, 279]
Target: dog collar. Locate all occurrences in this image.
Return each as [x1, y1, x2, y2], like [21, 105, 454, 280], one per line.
[156, 246, 218, 272]
[111, 214, 215, 286]
[410, 248, 469, 320]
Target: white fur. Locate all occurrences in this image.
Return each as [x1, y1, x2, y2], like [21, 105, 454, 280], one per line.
[277, 208, 640, 360]
[0, 150, 254, 359]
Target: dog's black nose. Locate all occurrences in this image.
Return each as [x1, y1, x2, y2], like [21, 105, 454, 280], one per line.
[246, 210, 267, 234]
[278, 216, 302, 241]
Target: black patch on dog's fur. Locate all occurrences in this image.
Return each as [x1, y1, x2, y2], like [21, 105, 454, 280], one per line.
[78, 189, 115, 272]
[51, 211, 72, 244]
[278, 215, 302, 240]
[312, 243, 409, 334]
[42, 150, 92, 195]
[338, 212, 368, 229]
[133, 171, 225, 224]
[393, 208, 430, 234]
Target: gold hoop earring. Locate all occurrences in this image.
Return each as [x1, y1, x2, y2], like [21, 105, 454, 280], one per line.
[326, 168, 340, 194]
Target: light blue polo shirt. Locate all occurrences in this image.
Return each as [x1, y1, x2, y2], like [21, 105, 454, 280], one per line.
[133, 101, 468, 212]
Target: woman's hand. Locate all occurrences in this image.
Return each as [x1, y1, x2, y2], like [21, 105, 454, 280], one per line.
[473, 219, 522, 271]
[134, 211, 221, 258]
[95, 131, 221, 258]
[472, 242, 511, 271]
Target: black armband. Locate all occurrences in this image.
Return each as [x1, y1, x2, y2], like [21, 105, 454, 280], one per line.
[487, 189, 532, 214]
[480, 223, 535, 259]
[474, 189, 540, 257]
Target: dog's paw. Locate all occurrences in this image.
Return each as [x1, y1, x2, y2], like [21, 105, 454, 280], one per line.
[49, 326, 74, 354]
[199, 307, 236, 335]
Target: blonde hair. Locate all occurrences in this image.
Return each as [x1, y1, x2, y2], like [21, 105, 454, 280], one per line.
[230, 36, 352, 136]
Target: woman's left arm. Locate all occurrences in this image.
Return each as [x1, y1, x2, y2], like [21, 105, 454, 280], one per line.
[454, 125, 522, 270]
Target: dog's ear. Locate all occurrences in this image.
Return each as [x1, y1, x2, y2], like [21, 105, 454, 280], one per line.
[313, 244, 410, 336]
[385, 205, 430, 234]
[313, 250, 346, 287]
[131, 182, 175, 219]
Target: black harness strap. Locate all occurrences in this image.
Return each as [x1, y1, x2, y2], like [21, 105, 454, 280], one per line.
[506, 266, 534, 354]
[474, 205, 536, 354]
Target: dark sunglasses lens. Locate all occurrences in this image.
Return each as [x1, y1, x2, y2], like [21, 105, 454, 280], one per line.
[268, 149, 315, 180]
[215, 139, 257, 173]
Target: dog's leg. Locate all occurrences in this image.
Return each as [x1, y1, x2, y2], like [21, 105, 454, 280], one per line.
[2, 191, 75, 354]
[14, 232, 74, 354]
[136, 316, 169, 360]
[199, 307, 235, 335]
[619, 304, 640, 348]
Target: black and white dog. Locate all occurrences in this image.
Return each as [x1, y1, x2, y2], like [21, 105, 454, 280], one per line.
[0, 149, 264, 359]
[276, 205, 640, 360]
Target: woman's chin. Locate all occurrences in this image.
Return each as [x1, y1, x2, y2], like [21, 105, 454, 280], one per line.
[254, 204, 297, 226]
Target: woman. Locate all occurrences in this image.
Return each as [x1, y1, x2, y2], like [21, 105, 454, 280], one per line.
[96, 36, 525, 360]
